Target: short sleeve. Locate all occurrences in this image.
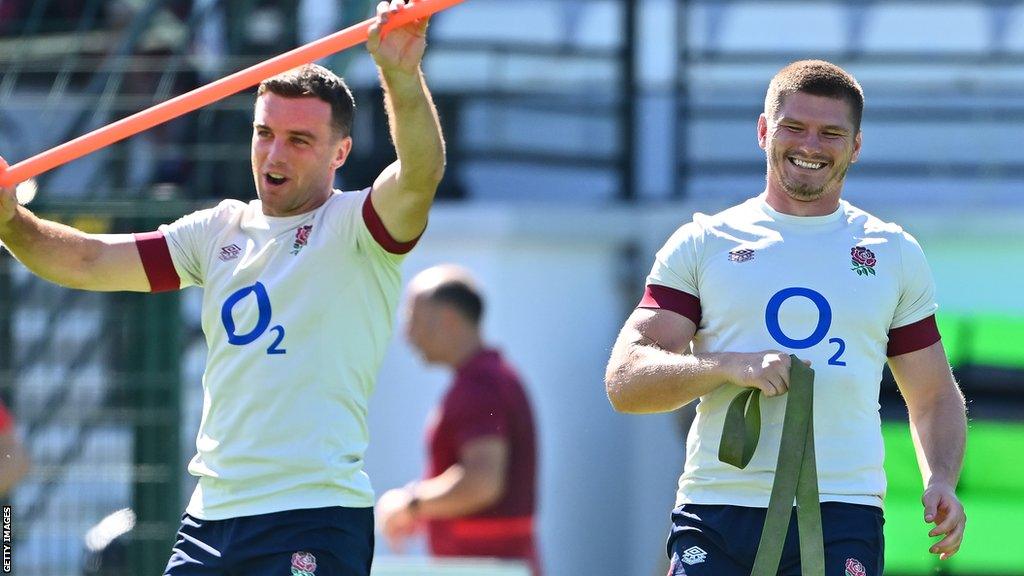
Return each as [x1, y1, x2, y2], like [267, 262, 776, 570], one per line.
[444, 385, 509, 449]
[321, 189, 417, 267]
[646, 221, 703, 298]
[891, 230, 938, 330]
[360, 191, 421, 256]
[639, 221, 704, 325]
[158, 203, 234, 288]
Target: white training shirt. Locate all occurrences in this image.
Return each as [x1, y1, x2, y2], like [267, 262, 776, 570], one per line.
[640, 194, 940, 509]
[138, 188, 414, 520]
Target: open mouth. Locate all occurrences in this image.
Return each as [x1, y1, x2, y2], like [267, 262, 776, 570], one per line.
[264, 172, 289, 187]
[788, 157, 828, 171]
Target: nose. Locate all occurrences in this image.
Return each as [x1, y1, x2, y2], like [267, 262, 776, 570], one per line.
[796, 130, 823, 153]
[264, 138, 287, 165]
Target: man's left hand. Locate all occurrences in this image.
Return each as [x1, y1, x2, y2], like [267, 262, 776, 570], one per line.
[922, 481, 967, 560]
[367, 0, 429, 75]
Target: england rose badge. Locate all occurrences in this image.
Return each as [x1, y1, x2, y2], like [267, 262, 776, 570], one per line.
[291, 551, 317, 576]
[850, 246, 877, 276]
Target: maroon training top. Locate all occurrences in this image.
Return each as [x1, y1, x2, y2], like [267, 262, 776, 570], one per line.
[425, 348, 540, 572]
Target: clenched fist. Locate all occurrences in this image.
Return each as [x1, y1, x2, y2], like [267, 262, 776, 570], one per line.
[726, 351, 810, 397]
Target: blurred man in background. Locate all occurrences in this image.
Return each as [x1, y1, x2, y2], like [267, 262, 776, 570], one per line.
[605, 60, 967, 574]
[0, 1, 445, 574]
[0, 400, 29, 498]
[377, 265, 541, 575]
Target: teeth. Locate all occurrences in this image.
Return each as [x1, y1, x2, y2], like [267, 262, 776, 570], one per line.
[791, 158, 825, 169]
[268, 173, 285, 179]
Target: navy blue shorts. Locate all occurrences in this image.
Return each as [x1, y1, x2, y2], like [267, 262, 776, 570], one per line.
[666, 502, 884, 576]
[164, 506, 374, 576]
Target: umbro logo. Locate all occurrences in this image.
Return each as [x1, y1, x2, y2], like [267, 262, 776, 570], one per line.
[680, 545, 707, 565]
[728, 249, 755, 263]
[218, 244, 241, 261]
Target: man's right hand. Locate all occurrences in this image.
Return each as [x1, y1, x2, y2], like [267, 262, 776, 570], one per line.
[726, 351, 809, 397]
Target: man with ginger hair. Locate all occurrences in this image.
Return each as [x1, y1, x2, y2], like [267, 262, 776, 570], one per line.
[605, 60, 966, 574]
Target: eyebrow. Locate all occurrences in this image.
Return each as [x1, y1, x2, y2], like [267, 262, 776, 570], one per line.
[253, 123, 318, 141]
[777, 118, 851, 133]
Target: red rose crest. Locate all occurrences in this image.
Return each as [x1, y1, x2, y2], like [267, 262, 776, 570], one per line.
[291, 225, 314, 255]
[291, 551, 317, 576]
[850, 246, 876, 276]
[845, 557, 867, 576]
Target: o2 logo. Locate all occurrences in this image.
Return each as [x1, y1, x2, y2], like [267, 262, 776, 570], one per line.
[764, 287, 845, 366]
[220, 282, 287, 355]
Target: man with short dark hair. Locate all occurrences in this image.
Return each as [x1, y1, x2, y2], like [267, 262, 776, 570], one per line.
[605, 60, 966, 575]
[0, 1, 445, 574]
[377, 264, 541, 575]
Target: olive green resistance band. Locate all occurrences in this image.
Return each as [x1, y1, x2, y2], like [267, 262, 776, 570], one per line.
[718, 355, 824, 576]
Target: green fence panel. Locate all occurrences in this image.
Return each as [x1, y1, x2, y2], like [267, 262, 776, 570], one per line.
[936, 313, 1024, 370]
[883, 421, 1024, 575]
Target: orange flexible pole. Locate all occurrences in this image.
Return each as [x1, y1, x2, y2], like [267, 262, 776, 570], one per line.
[0, 0, 464, 187]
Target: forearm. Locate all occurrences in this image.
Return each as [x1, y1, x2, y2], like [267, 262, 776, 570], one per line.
[909, 387, 967, 488]
[380, 67, 446, 190]
[0, 206, 103, 289]
[605, 341, 734, 414]
[410, 464, 503, 520]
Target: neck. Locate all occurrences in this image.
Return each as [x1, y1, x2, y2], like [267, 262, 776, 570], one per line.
[763, 180, 841, 217]
[448, 334, 484, 370]
[260, 184, 333, 217]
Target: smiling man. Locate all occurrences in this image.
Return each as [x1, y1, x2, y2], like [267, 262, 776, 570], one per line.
[0, 1, 445, 574]
[605, 60, 967, 575]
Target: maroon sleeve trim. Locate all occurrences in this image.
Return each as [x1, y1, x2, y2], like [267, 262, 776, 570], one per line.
[134, 231, 180, 293]
[638, 284, 701, 326]
[361, 192, 421, 255]
[887, 315, 941, 357]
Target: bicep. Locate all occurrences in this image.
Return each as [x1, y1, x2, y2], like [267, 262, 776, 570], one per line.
[614, 307, 698, 356]
[85, 234, 159, 292]
[369, 161, 431, 245]
[888, 341, 959, 411]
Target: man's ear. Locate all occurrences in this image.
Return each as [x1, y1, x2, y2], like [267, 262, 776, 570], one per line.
[332, 136, 353, 170]
[757, 114, 769, 151]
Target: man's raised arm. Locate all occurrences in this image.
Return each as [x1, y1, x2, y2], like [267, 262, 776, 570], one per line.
[366, 0, 446, 244]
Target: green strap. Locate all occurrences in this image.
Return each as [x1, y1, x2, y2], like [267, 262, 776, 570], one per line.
[719, 355, 824, 576]
[719, 388, 761, 468]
